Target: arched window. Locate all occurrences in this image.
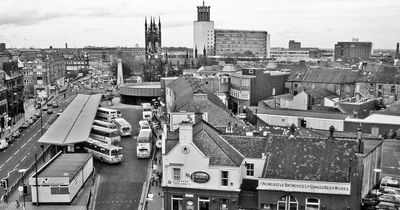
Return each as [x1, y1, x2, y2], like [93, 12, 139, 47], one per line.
[305, 198, 320, 210]
[277, 195, 298, 210]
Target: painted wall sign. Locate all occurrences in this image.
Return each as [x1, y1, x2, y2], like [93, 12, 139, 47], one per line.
[258, 178, 351, 195]
[191, 171, 210, 183]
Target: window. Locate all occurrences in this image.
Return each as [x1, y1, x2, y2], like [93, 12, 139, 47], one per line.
[221, 171, 229, 186]
[305, 198, 320, 210]
[277, 195, 298, 210]
[391, 85, 396, 94]
[173, 168, 181, 181]
[172, 195, 183, 210]
[378, 84, 382, 89]
[294, 83, 298, 88]
[50, 186, 69, 194]
[198, 197, 210, 210]
[220, 198, 228, 210]
[246, 163, 254, 176]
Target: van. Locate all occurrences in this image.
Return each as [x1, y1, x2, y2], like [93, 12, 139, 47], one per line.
[381, 176, 400, 190]
[0, 139, 8, 150]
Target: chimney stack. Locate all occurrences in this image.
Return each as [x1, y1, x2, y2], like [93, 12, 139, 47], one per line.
[396, 43, 400, 59]
[178, 121, 193, 145]
[357, 127, 364, 153]
[329, 125, 335, 138]
[194, 112, 203, 124]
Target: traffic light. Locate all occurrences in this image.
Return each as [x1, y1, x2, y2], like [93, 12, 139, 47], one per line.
[1, 178, 8, 189]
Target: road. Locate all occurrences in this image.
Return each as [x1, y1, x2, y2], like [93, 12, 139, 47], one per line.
[93, 102, 149, 210]
[0, 89, 76, 197]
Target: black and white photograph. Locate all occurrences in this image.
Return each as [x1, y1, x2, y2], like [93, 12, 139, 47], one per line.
[0, 0, 399, 209]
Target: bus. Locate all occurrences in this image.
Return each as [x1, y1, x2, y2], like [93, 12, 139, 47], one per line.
[93, 119, 117, 129]
[90, 125, 121, 145]
[139, 120, 151, 132]
[142, 103, 152, 121]
[96, 107, 118, 122]
[81, 138, 123, 164]
[137, 130, 153, 158]
[112, 118, 132, 137]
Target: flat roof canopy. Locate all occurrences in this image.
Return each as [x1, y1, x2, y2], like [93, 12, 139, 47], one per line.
[39, 94, 102, 145]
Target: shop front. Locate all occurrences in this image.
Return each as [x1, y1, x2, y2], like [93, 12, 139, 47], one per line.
[164, 187, 239, 210]
[257, 179, 352, 210]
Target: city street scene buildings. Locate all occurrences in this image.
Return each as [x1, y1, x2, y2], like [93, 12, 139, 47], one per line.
[0, 0, 399, 210]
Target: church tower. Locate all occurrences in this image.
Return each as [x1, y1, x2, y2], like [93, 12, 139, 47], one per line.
[145, 16, 162, 60]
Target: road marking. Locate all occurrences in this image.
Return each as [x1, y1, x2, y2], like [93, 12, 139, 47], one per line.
[14, 163, 20, 169]
[0, 164, 4, 169]
[21, 155, 28, 162]
[14, 149, 19, 155]
[5, 157, 12, 163]
[21, 142, 27, 148]
[27, 137, 33, 142]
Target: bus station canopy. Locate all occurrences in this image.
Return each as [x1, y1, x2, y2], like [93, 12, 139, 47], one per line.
[38, 94, 102, 145]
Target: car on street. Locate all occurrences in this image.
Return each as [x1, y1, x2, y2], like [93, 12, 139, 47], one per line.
[31, 115, 38, 121]
[42, 106, 48, 111]
[381, 176, 400, 190]
[34, 111, 41, 118]
[379, 189, 400, 204]
[12, 130, 21, 138]
[5, 136, 14, 144]
[27, 119, 34, 125]
[52, 102, 59, 108]
[21, 121, 29, 129]
[237, 113, 247, 119]
[0, 139, 8, 150]
[47, 108, 54, 114]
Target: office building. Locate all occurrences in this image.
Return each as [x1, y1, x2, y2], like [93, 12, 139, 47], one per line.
[288, 40, 301, 50]
[193, 2, 270, 58]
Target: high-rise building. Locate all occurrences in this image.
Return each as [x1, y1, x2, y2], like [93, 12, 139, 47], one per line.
[334, 41, 372, 61]
[145, 16, 162, 60]
[288, 40, 301, 50]
[193, 1, 270, 58]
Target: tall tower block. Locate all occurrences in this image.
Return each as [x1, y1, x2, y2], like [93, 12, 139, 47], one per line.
[193, 1, 214, 57]
[117, 58, 124, 85]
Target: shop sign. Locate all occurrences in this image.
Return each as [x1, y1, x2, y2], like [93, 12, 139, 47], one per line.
[258, 178, 351, 195]
[168, 179, 190, 186]
[190, 171, 210, 183]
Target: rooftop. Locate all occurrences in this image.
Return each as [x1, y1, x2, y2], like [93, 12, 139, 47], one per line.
[253, 107, 349, 120]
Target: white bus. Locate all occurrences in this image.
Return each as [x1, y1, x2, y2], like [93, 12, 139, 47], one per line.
[93, 119, 117, 129]
[137, 130, 153, 159]
[90, 125, 121, 145]
[81, 138, 123, 164]
[139, 120, 151, 132]
[112, 118, 132, 137]
[96, 107, 118, 122]
[142, 103, 152, 121]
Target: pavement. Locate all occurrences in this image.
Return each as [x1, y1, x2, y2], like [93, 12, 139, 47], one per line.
[146, 149, 163, 210]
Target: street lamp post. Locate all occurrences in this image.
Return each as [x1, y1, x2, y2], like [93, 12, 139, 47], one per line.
[18, 168, 27, 210]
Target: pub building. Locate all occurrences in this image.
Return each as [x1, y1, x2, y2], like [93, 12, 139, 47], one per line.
[162, 120, 245, 210]
[162, 119, 383, 210]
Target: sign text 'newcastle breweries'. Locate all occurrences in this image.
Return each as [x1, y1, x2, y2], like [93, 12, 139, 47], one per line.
[257, 179, 351, 195]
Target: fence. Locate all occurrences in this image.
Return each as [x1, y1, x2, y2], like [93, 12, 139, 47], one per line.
[1, 144, 54, 203]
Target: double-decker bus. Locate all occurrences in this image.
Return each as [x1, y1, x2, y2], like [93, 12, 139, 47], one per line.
[142, 103, 152, 121]
[93, 119, 117, 129]
[139, 120, 151, 132]
[81, 138, 123, 164]
[112, 118, 131, 137]
[96, 107, 118, 122]
[136, 130, 153, 158]
[90, 125, 121, 145]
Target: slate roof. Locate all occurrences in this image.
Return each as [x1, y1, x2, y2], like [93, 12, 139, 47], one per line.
[261, 135, 359, 182]
[165, 130, 179, 154]
[303, 68, 360, 84]
[254, 107, 349, 120]
[357, 66, 400, 84]
[193, 121, 244, 167]
[306, 89, 338, 98]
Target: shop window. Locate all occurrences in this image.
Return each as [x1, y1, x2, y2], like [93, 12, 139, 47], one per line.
[220, 198, 228, 210]
[198, 197, 210, 210]
[246, 163, 254, 176]
[221, 171, 229, 186]
[277, 195, 298, 210]
[173, 168, 181, 181]
[50, 186, 69, 194]
[305, 198, 320, 210]
[172, 195, 183, 210]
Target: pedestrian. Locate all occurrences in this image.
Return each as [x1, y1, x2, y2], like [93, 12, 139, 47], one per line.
[151, 176, 154, 186]
[154, 156, 158, 163]
[159, 157, 162, 165]
[15, 200, 20, 208]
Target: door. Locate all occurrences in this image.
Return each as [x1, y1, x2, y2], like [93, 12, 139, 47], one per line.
[277, 195, 298, 210]
[371, 127, 379, 136]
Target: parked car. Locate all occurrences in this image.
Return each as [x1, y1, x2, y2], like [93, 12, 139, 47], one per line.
[0, 139, 8, 150]
[31, 115, 38, 121]
[42, 106, 48, 111]
[52, 102, 59, 108]
[379, 189, 400, 204]
[237, 113, 247, 119]
[12, 130, 21, 138]
[5, 136, 14, 144]
[21, 121, 29, 129]
[47, 108, 54, 114]
[27, 119, 34, 125]
[375, 201, 400, 210]
[34, 111, 41, 118]
[381, 176, 400, 190]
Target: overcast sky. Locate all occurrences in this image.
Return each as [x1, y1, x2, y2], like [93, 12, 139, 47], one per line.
[0, 0, 399, 49]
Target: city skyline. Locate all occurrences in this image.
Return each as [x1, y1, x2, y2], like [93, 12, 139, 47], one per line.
[0, 0, 399, 49]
